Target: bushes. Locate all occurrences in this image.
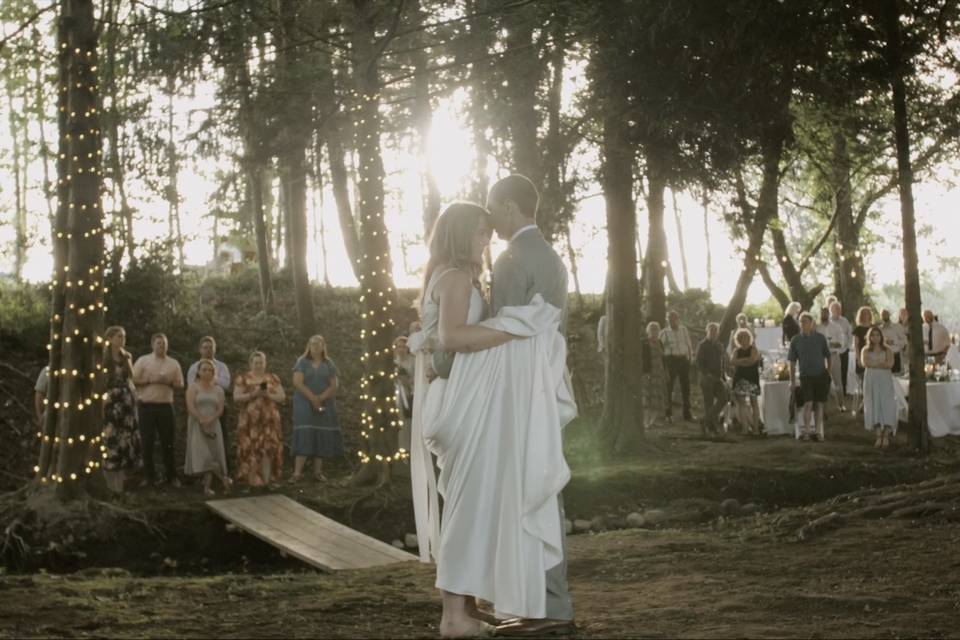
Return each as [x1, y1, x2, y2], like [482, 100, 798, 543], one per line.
[0, 281, 50, 354]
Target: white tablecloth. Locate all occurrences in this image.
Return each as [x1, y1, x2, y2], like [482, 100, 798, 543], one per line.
[759, 380, 802, 437]
[755, 327, 783, 354]
[946, 344, 960, 371]
[895, 378, 960, 438]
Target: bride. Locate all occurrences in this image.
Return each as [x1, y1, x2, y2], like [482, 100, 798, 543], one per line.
[410, 202, 575, 638]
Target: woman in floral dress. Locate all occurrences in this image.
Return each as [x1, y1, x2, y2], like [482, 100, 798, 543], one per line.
[102, 326, 142, 493]
[234, 351, 286, 488]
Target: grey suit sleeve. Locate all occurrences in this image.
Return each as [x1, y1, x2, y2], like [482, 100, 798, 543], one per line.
[491, 253, 528, 315]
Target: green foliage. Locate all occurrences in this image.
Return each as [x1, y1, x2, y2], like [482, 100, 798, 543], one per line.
[666, 289, 726, 337]
[0, 280, 49, 352]
[744, 298, 786, 324]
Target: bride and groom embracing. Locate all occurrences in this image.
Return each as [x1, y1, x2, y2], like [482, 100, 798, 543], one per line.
[407, 175, 577, 638]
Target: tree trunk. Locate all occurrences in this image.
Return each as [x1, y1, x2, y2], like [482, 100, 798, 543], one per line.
[6, 79, 27, 281]
[165, 74, 184, 270]
[38, 0, 107, 499]
[33, 32, 56, 234]
[501, 1, 543, 185]
[598, 52, 644, 454]
[832, 131, 867, 317]
[313, 136, 332, 288]
[719, 131, 785, 342]
[758, 260, 791, 309]
[671, 189, 689, 290]
[882, 0, 928, 454]
[349, 0, 401, 483]
[409, 0, 442, 236]
[643, 155, 668, 325]
[236, 46, 274, 313]
[467, 0, 494, 204]
[324, 123, 363, 281]
[563, 222, 583, 311]
[277, 0, 315, 339]
[540, 12, 567, 241]
[702, 190, 712, 294]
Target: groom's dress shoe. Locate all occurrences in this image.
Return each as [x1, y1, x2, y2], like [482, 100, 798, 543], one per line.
[494, 618, 576, 637]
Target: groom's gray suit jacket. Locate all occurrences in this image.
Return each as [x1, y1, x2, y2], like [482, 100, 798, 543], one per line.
[432, 226, 568, 378]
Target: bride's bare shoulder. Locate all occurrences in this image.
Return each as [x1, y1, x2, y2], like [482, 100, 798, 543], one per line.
[433, 267, 472, 295]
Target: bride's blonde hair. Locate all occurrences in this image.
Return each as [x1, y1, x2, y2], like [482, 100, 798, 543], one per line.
[419, 202, 490, 309]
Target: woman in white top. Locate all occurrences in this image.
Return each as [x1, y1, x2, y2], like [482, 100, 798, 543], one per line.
[861, 326, 898, 448]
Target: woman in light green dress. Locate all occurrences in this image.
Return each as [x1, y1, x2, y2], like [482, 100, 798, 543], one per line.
[185, 359, 231, 496]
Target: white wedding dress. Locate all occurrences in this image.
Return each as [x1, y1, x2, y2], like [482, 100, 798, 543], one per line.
[409, 268, 575, 620]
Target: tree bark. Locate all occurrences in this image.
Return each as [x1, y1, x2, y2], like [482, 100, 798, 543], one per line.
[38, 0, 107, 499]
[277, 0, 315, 339]
[165, 73, 184, 270]
[501, 1, 543, 185]
[832, 131, 867, 317]
[349, 0, 401, 482]
[882, 0, 928, 454]
[598, 44, 644, 454]
[702, 190, 712, 294]
[643, 153, 668, 325]
[671, 189, 689, 290]
[324, 122, 363, 281]
[409, 0, 442, 236]
[719, 131, 785, 342]
[6, 78, 27, 281]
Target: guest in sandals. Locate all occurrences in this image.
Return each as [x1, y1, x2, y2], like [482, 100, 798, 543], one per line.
[184, 359, 231, 496]
[731, 329, 763, 436]
[291, 335, 342, 482]
[234, 351, 286, 488]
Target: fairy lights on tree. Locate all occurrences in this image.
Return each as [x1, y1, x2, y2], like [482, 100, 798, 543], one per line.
[35, 0, 108, 493]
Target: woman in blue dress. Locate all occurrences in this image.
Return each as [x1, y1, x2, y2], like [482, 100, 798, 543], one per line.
[291, 335, 342, 482]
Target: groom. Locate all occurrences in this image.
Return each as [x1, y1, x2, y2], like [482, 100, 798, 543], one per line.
[435, 174, 574, 636]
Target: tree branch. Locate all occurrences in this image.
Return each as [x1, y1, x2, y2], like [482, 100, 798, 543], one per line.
[0, 1, 56, 52]
[757, 261, 790, 309]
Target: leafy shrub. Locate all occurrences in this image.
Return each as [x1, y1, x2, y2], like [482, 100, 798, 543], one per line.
[0, 281, 50, 353]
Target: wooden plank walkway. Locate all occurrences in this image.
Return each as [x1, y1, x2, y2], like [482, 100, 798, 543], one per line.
[206, 494, 417, 571]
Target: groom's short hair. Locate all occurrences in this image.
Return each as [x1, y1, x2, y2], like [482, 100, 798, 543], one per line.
[489, 174, 539, 220]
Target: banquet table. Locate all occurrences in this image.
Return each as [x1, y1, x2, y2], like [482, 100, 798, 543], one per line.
[759, 380, 802, 438]
[895, 377, 960, 438]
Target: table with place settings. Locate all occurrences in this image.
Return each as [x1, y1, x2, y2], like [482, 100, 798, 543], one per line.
[759, 380, 803, 438]
[895, 377, 960, 438]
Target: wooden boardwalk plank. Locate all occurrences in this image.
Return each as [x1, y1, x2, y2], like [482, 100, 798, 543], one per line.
[207, 495, 417, 571]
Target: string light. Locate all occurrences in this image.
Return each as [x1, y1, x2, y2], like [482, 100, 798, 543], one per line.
[35, 34, 107, 484]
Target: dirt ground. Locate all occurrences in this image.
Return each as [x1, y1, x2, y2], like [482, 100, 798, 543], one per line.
[2, 411, 960, 638]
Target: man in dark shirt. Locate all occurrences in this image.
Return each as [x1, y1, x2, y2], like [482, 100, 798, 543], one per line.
[696, 322, 727, 435]
[788, 312, 832, 441]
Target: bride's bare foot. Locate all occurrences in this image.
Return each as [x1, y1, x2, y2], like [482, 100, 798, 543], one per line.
[439, 616, 494, 638]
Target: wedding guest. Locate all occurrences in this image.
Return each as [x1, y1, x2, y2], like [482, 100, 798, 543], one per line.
[642, 321, 666, 428]
[899, 308, 912, 375]
[133, 333, 185, 487]
[782, 302, 802, 347]
[853, 306, 874, 411]
[727, 313, 754, 356]
[829, 302, 853, 399]
[922, 309, 950, 364]
[291, 335, 342, 482]
[184, 359, 231, 497]
[187, 337, 232, 467]
[101, 326, 142, 494]
[234, 351, 285, 488]
[788, 313, 831, 441]
[861, 327, 898, 449]
[731, 329, 763, 436]
[393, 336, 415, 452]
[34, 366, 49, 425]
[660, 310, 694, 422]
[695, 322, 727, 435]
[880, 309, 906, 374]
[817, 307, 847, 412]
